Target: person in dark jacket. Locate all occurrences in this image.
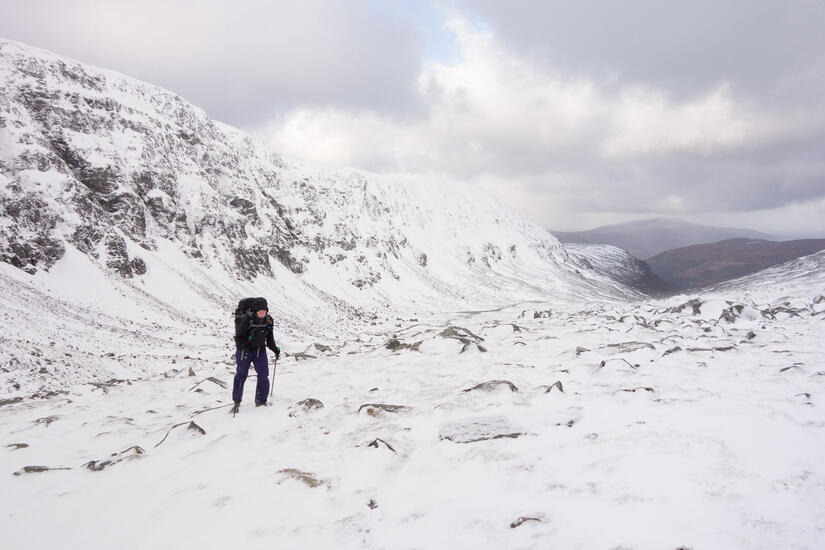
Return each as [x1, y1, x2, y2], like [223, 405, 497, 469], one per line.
[232, 297, 280, 412]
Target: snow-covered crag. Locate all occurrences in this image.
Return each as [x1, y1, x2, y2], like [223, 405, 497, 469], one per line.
[563, 243, 673, 295]
[0, 39, 639, 395]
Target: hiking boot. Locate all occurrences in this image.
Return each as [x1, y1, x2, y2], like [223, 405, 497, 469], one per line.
[230, 402, 240, 415]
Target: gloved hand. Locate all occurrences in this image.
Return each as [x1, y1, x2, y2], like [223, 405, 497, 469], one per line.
[274, 346, 281, 360]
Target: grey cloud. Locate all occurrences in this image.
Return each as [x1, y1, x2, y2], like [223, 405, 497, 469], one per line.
[0, 0, 425, 126]
[447, 0, 825, 101]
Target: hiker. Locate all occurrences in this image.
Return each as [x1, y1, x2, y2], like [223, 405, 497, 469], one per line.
[232, 297, 280, 412]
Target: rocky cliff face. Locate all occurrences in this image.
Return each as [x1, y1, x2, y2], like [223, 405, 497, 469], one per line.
[0, 39, 642, 325]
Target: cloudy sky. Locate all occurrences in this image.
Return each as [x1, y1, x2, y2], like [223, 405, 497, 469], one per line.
[2, 0, 824, 237]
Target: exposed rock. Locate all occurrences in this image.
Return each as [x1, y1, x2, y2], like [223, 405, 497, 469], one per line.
[599, 358, 639, 370]
[0, 396, 23, 407]
[289, 398, 325, 417]
[719, 303, 745, 323]
[83, 445, 145, 471]
[357, 403, 411, 416]
[543, 380, 564, 393]
[6, 443, 29, 450]
[510, 516, 541, 528]
[34, 415, 59, 426]
[607, 341, 655, 352]
[187, 421, 206, 435]
[13, 465, 71, 476]
[464, 380, 519, 393]
[663, 346, 682, 356]
[188, 377, 227, 391]
[439, 326, 486, 353]
[385, 338, 421, 352]
[368, 498, 378, 510]
[367, 438, 397, 453]
[439, 416, 523, 443]
[575, 346, 590, 357]
[313, 343, 331, 353]
[669, 299, 703, 315]
[276, 468, 327, 488]
[618, 387, 655, 393]
[779, 363, 803, 373]
[297, 398, 324, 410]
[533, 310, 552, 318]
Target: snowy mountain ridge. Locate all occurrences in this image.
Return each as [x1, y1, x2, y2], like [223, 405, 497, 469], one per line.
[0, 38, 645, 395]
[0, 38, 639, 309]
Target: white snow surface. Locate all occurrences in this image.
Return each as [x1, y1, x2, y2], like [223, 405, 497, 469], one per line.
[1, 39, 825, 549]
[2, 257, 824, 549]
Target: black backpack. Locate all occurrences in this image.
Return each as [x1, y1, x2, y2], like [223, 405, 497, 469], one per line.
[234, 297, 258, 347]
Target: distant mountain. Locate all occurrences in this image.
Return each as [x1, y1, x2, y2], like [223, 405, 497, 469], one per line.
[552, 218, 773, 259]
[646, 238, 825, 289]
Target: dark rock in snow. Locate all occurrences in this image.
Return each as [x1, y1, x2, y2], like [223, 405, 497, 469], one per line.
[464, 380, 519, 393]
[367, 438, 397, 453]
[542, 380, 564, 393]
[83, 445, 145, 471]
[385, 338, 421, 352]
[575, 346, 590, 357]
[0, 396, 23, 407]
[289, 398, 325, 417]
[358, 403, 412, 416]
[439, 326, 486, 353]
[439, 416, 523, 443]
[510, 516, 541, 528]
[187, 421, 206, 435]
[188, 377, 227, 391]
[34, 415, 59, 426]
[13, 465, 71, 475]
[276, 468, 327, 489]
[297, 398, 324, 410]
[663, 346, 682, 356]
[7, 443, 29, 450]
[599, 358, 640, 370]
[669, 299, 703, 315]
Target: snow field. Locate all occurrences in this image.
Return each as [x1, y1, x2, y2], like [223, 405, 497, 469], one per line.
[3, 292, 823, 549]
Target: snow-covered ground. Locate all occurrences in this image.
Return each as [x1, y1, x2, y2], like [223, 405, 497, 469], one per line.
[3, 265, 823, 549]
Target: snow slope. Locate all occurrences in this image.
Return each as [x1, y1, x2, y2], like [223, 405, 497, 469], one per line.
[2, 256, 823, 549]
[563, 243, 673, 295]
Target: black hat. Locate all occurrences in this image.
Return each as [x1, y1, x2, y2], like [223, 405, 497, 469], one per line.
[252, 297, 268, 312]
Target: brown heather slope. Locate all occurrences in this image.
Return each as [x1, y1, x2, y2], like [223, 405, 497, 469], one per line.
[646, 238, 825, 289]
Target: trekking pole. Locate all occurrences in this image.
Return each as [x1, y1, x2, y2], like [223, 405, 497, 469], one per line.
[270, 357, 278, 397]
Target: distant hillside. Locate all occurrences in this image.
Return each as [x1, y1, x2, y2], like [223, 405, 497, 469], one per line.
[563, 243, 675, 295]
[552, 218, 773, 259]
[646, 238, 825, 289]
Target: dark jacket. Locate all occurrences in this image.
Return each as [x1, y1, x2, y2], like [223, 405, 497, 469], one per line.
[236, 312, 278, 352]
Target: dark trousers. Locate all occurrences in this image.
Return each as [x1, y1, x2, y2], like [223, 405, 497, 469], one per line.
[232, 348, 269, 405]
